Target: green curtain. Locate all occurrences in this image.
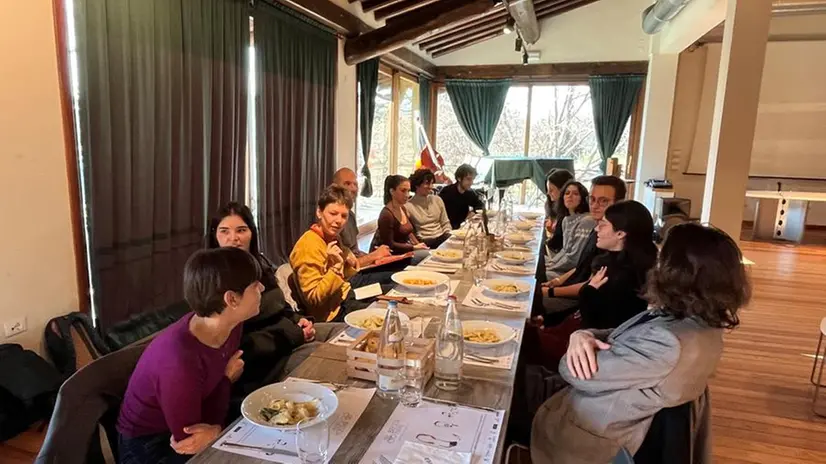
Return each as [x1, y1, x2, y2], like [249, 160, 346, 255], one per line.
[445, 79, 511, 155]
[418, 74, 432, 149]
[253, 2, 336, 262]
[72, 0, 248, 327]
[588, 74, 645, 173]
[357, 58, 380, 197]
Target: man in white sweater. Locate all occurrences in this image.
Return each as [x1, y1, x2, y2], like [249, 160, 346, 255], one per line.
[405, 168, 452, 249]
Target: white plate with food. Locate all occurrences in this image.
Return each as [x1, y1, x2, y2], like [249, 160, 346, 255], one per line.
[505, 232, 534, 245]
[513, 221, 536, 231]
[431, 249, 464, 263]
[344, 307, 411, 332]
[451, 229, 469, 240]
[391, 270, 450, 291]
[520, 211, 543, 220]
[241, 381, 338, 430]
[462, 320, 516, 348]
[495, 251, 532, 265]
[481, 278, 531, 298]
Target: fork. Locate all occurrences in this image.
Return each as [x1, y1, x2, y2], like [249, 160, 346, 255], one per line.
[377, 455, 394, 464]
[471, 297, 520, 310]
[466, 353, 499, 364]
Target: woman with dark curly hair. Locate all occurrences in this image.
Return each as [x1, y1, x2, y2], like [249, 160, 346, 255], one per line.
[545, 181, 593, 279]
[531, 223, 751, 463]
[405, 168, 452, 249]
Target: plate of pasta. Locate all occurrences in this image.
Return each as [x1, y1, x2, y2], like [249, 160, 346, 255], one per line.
[462, 320, 515, 347]
[241, 381, 338, 430]
[344, 307, 411, 332]
[431, 249, 464, 263]
[481, 278, 530, 297]
[391, 270, 450, 291]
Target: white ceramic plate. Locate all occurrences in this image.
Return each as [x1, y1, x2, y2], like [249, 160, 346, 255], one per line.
[506, 232, 533, 245]
[513, 221, 535, 231]
[451, 229, 469, 240]
[344, 307, 411, 332]
[495, 251, 531, 265]
[481, 278, 531, 298]
[431, 249, 464, 263]
[241, 381, 339, 430]
[520, 211, 542, 220]
[391, 270, 450, 291]
[462, 320, 516, 348]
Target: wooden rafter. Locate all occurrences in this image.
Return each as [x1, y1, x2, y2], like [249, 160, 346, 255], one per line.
[411, 3, 506, 44]
[433, 30, 503, 58]
[435, 61, 648, 80]
[418, 13, 507, 49]
[428, 23, 504, 55]
[374, 0, 442, 21]
[361, 0, 408, 13]
[344, 0, 496, 65]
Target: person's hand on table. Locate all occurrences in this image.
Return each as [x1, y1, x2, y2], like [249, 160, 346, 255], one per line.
[541, 277, 563, 289]
[566, 330, 611, 380]
[298, 318, 316, 342]
[373, 245, 392, 260]
[588, 266, 608, 290]
[413, 242, 429, 250]
[170, 423, 221, 455]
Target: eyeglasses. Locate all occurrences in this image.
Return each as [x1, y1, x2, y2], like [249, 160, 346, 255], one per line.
[589, 196, 613, 207]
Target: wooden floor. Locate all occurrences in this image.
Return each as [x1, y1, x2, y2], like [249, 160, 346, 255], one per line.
[3, 232, 826, 464]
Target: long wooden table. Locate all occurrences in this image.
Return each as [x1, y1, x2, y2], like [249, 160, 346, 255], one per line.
[192, 218, 544, 463]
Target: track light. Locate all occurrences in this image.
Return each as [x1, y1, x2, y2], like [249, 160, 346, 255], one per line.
[514, 37, 522, 52]
[522, 50, 528, 65]
[503, 18, 515, 35]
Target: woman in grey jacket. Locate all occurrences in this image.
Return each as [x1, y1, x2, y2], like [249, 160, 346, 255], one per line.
[532, 223, 751, 463]
[545, 181, 594, 279]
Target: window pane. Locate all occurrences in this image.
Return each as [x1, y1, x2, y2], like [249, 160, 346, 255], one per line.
[528, 85, 602, 184]
[396, 76, 419, 177]
[488, 86, 529, 157]
[435, 88, 482, 176]
[356, 71, 393, 225]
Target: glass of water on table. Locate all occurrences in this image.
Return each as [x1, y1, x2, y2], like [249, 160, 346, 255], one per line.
[296, 412, 329, 463]
[400, 353, 424, 407]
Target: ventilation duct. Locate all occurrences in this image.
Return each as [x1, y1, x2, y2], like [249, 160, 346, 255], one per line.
[507, 0, 540, 44]
[642, 0, 694, 34]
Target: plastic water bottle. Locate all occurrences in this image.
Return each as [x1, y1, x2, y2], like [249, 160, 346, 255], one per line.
[435, 296, 464, 391]
[377, 301, 406, 399]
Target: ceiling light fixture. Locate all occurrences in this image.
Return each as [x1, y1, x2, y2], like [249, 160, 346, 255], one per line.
[514, 37, 523, 52]
[503, 18, 515, 35]
[522, 50, 528, 65]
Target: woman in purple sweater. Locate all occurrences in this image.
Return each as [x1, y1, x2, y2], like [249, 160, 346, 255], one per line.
[116, 247, 264, 462]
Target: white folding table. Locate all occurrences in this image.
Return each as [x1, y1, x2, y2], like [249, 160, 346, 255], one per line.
[746, 190, 826, 243]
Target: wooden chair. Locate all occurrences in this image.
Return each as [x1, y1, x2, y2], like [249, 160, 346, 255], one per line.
[811, 317, 826, 416]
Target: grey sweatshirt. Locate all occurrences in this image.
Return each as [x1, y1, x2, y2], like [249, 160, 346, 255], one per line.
[405, 194, 452, 240]
[545, 213, 597, 279]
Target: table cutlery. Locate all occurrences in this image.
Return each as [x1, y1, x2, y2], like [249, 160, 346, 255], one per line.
[471, 297, 520, 310]
[220, 442, 299, 457]
[465, 353, 499, 364]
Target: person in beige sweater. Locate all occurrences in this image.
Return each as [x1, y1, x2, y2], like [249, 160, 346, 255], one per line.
[290, 185, 359, 322]
[404, 168, 451, 249]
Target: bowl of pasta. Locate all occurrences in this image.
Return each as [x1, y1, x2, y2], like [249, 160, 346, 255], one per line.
[495, 250, 531, 265]
[344, 307, 411, 332]
[481, 278, 530, 298]
[462, 320, 516, 347]
[391, 270, 450, 291]
[519, 211, 542, 220]
[513, 220, 536, 231]
[431, 249, 464, 263]
[241, 381, 338, 430]
[505, 232, 533, 245]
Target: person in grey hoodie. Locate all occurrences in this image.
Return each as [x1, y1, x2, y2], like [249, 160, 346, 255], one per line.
[545, 181, 594, 280]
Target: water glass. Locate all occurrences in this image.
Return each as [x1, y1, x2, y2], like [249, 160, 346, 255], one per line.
[473, 265, 487, 287]
[400, 355, 424, 408]
[296, 416, 329, 463]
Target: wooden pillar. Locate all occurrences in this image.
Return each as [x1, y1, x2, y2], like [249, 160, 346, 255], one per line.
[634, 37, 679, 203]
[700, 0, 772, 239]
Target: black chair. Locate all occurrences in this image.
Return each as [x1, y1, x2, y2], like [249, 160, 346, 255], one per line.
[36, 343, 148, 464]
[634, 388, 710, 464]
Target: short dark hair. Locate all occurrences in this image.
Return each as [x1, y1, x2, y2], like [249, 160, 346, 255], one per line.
[184, 247, 262, 317]
[384, 175, 409, 205]
[454, 164, 477, 182]
[603, 200, 658, 282]
[409, 168, 436, 191]
[554, 180, 589, 219]
[591, 175, 627, 201]
[206, 202, 260, 255]
[545, 168, 575, 192]
[318, 184, 353, 211]
[646, 223, 751, 329]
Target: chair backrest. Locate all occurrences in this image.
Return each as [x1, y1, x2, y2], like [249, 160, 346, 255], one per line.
[275, 263, 300, 311]
[36, 343, 148, 464]
[633, 389, 711, 464]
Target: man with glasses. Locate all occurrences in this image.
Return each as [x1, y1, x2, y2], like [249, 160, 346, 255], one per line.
[540, 175, 628, 315]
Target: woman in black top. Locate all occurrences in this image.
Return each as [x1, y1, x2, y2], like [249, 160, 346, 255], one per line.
[578, 200, 657, 329]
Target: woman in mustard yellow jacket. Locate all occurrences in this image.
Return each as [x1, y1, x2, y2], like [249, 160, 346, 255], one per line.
[290, 185, 360, 322]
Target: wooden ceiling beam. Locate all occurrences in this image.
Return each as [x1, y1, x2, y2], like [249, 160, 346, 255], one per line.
[361, 0, 408, 13]
[436, 61, 649, 79]
[427, 23, 505, 55]
[374, 0, 442, 21]
[433, 30, 503, 58]
[535, 0, 599, 17]
[410, 3, 506, 44]
[344, 0, 496, 65]
[419, 14, 507, 49]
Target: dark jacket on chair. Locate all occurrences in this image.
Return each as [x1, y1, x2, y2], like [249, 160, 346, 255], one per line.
[36, 344, 148, 464]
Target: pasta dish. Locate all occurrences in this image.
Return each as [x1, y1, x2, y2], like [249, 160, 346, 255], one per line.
[259, 398, 320, 426]
[493, 284, 519, 293]
[464, 329, 501, 344]
[404, 278, 436, 286]
[356, 315, 384, 330]
[434, 250, 461, 259]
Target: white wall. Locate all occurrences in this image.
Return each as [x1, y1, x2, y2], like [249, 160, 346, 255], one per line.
[667, 38, 826, 225]
[0, 2, 79, 353]
[335, 38, 358, 170]
[433, 0, 652, 66]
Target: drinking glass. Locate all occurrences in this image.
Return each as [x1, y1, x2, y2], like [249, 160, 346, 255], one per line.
[400, 355, 424, 408]
[473, 266, 487, 287]
[296, 415, 329, 463]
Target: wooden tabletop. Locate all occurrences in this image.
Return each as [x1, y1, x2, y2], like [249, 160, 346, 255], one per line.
[191, 218, 544, 464]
